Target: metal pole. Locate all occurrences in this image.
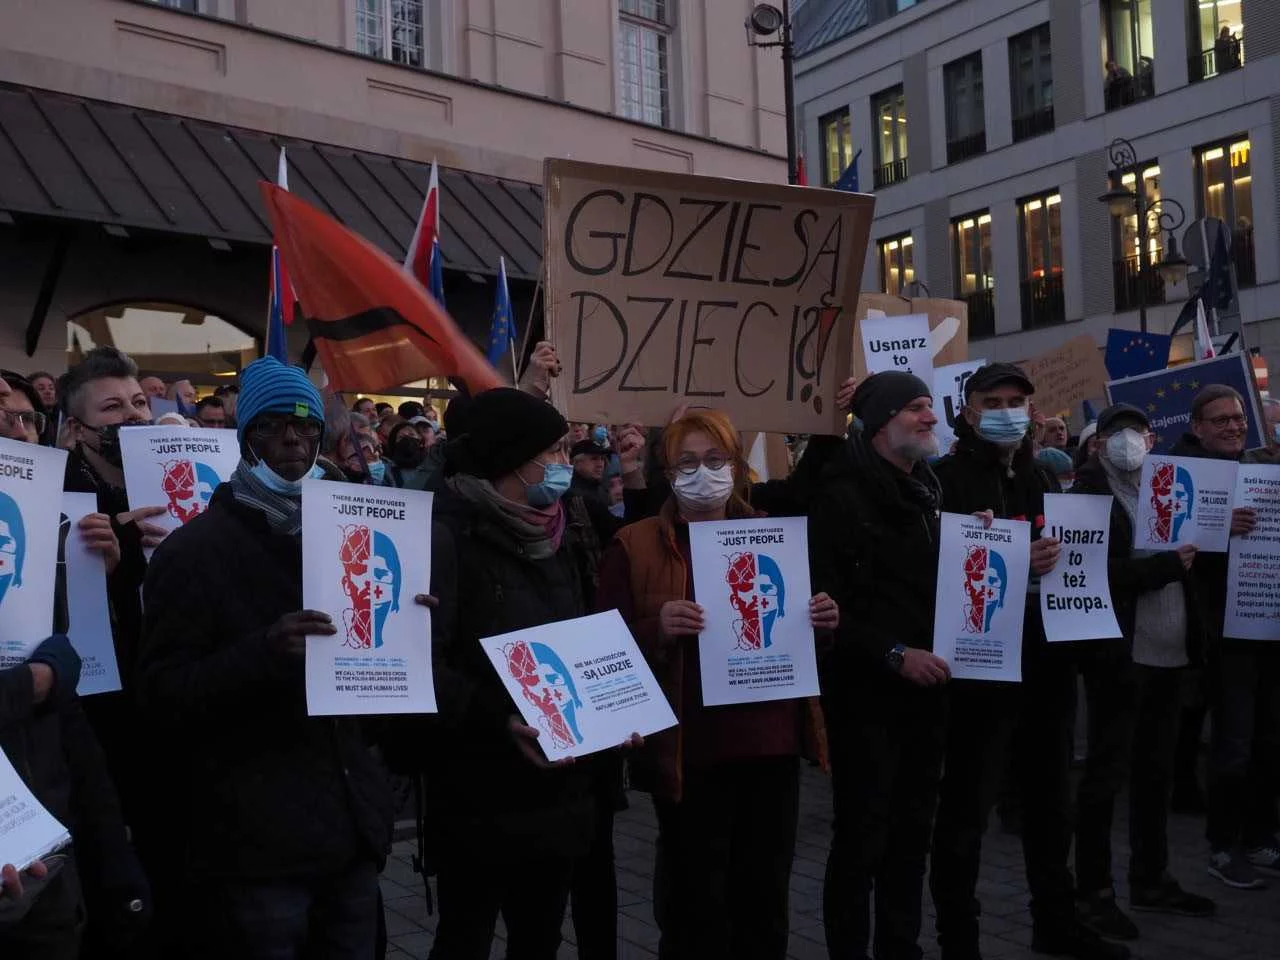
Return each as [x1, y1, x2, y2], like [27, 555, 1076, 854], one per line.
[1135, 179, 1149, 334]
[782, 0, 797, 184]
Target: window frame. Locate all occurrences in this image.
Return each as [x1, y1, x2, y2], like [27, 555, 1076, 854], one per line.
[870, 85, 908, 188]
[1017, 190, 1066, 328]
[355, 0, 427, 69]
[943, 53, 986, 165]
[1101, 0, 1156, 109]
[1008, 24, 1055, 142]
[878, 232, 915, 297]
[1195, 136, 1255, 287]
[1187, 0, 1244, 82]
[617, 0, 675, 129]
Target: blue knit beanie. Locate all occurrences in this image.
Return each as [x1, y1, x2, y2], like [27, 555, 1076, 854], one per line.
[236, 357, 325, 443]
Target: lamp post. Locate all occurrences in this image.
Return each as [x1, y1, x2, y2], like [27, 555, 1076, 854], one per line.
[1097, 136, 1189, 333]
[745, 2, 797, 185]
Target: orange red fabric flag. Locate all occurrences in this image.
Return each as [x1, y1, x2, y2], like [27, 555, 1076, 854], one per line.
[259, 182, 503, 395]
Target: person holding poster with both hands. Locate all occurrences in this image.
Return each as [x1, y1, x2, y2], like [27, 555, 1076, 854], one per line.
[598, 409, 837, 960]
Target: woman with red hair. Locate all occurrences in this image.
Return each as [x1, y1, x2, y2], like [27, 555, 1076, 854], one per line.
[597, 409, 838, 960]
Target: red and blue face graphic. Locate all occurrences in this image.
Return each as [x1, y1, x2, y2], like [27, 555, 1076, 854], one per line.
[338, 524, 401, 650]
[505, 639, 583, 750]
[0, 491, 26, 611]
[726, 551, 787, 651]
[161, 459, 222, 524]
[963, 545, 1007, 634]
[1148, 461, 1194, 543]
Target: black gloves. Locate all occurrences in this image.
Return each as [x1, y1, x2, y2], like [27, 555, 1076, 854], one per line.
[28, 635, 82, 705]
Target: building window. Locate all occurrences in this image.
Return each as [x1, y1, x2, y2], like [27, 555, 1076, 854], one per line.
[1111, 164, 1166, 311]
[1009, 25, 1054, 142]
[1102, 0, 1155, 109]
[1019, 191, 1065, 329]
[871, 86, 908, 188]
[149, 0, 199, 9]
[953, 212, 995, 337]
[1189, 0, 1244, 82]
[944, 54, 985, 165]
[356, 0, 425, 68]
[820, 108, 854, 186]
[879, 233, 915, 296]
[1196, 138, 1255, 287]
[618, 0, 672, 127]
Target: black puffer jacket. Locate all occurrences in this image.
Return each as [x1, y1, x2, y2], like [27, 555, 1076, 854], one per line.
[418, 491, 594, 858]
[1071, 457, 1205, 663]
[136, 486, 394, 882]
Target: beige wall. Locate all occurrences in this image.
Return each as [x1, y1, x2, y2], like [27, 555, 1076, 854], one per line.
[0, 0, 785, 184]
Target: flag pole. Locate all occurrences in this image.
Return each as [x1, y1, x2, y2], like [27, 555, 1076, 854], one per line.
[516, 269, 543, 380]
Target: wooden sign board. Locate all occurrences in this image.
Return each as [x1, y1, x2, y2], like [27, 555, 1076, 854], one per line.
[1023, 334, 1110, 418]
[851, 294, 969, 380]
[544, 159, 875, 435]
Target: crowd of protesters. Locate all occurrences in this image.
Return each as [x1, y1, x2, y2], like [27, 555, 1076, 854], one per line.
[0, 341, 1277, 960]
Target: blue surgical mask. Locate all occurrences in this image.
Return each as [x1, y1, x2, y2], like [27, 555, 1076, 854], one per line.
[248, 453, 323, 496]
[608, 501, 626, 519]
[367, 459, 387, 485]
[592, 425, 610, 445]
[522, 461, 573, 507]
[976, 408, 1031, 446]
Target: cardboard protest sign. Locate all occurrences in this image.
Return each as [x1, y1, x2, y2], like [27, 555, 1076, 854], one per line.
[1041, 494, 1122, 642]
[1133, 455, 1237, 552]
[0, 438, 67, 670]
[851, 295, 968, 380]
[302, 481, 436, 716]
[933, 359, 987, 455]
[544, 159, 873, 435]
[933, 512, 1030, 682]
[861, 313, 933, 378]
[688, 516, 820, 706]
[60, 492, 120, 696]
[1024, 335, 1109, 418]
[1225, 464, 1280, 640]
[478, 610, 677, 761]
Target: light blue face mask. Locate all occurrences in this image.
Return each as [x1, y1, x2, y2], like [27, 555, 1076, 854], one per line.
[367, 459, 387, 485]
[976, 407, 1031, 446]
[248, 455, 324, 496]
[608, 501, 626, 519]
[523, 461, 574, 508]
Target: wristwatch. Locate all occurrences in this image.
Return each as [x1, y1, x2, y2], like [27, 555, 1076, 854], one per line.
[885, 643, 907, 673]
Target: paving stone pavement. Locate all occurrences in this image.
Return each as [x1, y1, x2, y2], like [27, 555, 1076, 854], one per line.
[382, 765, 1280, 959]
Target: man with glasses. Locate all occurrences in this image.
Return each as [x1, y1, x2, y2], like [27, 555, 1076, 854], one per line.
[194, 395, 227, 429]
[137, 356, 393, 959]
[1172, 385, 1280, 889]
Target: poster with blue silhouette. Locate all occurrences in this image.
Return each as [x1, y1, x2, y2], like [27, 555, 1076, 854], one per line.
[1133, 454, 1236, 552]
[60, 491, 120, 695]
[0, 438, 66, 670]
[933, 513, 1030, 682]
[689, 516, 820, 706]
[302, 481, 436, 716]
[478, 610, 677, 761]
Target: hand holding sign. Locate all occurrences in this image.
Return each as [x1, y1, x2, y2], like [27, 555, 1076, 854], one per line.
[1231, 507, 1258, 537]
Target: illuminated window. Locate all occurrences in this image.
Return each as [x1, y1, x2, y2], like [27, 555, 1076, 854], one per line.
[879, 233, 914, 296]
[1189, 0, 1244, 81]
[820, 108, 854, 186]
[1019, 191, 1065, 328]
[953, 211, 994, 337]
[1196, 137, 1255, 286]
[618, 0, 672, 127]
[1102, 0, 1155, 108]
[871, 86, 908, 188]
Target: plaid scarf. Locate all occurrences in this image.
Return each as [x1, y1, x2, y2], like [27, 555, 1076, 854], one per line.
[228, 459, 304, 535]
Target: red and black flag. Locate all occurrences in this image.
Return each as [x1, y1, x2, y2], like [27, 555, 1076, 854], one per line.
[259, 182, 503, 396]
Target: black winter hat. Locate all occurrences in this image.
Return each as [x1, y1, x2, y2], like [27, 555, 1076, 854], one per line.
[963, 362, 1035, 401]
[851, 371, 932, 438]
[571, 438, 612, 459]
[1096, 402, 1150, 436]
[450, 388, 568, 480]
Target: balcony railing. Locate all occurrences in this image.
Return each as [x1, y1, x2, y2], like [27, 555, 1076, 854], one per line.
[873, 156, 909, 189]
[964, 288, 996, 339]
[1189, 38, 1244, 83]
[946, 131, 986, 165]
[1020, 274, 1066, 330]
[1104, 60, 1155, 111]
[1012, 105, 1054, 142]
[1112, 255, 1166, 312]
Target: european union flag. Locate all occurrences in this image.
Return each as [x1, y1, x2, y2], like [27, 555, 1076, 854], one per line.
[834, 149, 862, 192]
[485, 256, 516, 374]
[1106, 352, 1263, 453]
[1104, 329, 1172, 380]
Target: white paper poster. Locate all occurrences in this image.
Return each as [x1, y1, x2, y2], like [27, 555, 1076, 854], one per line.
[302, 480, 436, 716]
[688, 516, 820, 706]
[1134, 454, 1238, 553]
[0, 747, 70, 878]
[478, 610, 677, 762]
[1224, 464, 1280, 640]
[1040, 494, 1122, 642]
[119, 426, 239, 544]
[59, 492, 120, 696]
[0, 438, 67, 670]
[933, 359, 986, 456]
[861, 313, 933, 378]
[933, 512, 1030, 682]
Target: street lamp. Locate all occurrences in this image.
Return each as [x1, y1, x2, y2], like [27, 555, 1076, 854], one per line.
[745, 2, 797, 185]
[1098, 136, 1188, 333]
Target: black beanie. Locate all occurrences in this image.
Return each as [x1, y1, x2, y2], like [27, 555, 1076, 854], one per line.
[450, 388, 568, 480]
[851, 371, 932, 437]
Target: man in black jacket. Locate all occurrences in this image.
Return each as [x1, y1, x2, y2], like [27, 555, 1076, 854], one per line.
[928, 363, 1126, 960]
[137, 357, 393, 959]
[809, 372, 951, 960]
[1171, 384, 1280, 889]
[1070, 404, 1212, 941]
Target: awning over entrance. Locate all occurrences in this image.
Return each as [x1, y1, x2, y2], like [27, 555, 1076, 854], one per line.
[0, 83, 543, 279]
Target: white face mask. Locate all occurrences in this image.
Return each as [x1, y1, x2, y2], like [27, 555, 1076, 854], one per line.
[672, 463, 735, 512]
[1104, 428, 1149, 472]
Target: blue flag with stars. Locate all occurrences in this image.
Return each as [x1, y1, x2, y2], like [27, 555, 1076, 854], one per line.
[1105, 352, 1263, 453]
[1104, 328, 1172, 380]
[485, 256, 516, 373]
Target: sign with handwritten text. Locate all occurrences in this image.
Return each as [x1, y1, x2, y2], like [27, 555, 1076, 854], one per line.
[544, 159, 873, 434]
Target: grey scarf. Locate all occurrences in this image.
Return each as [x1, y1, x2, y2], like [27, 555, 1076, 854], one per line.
[228, 459, 303, 535]
[445, 474, 565, 560]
